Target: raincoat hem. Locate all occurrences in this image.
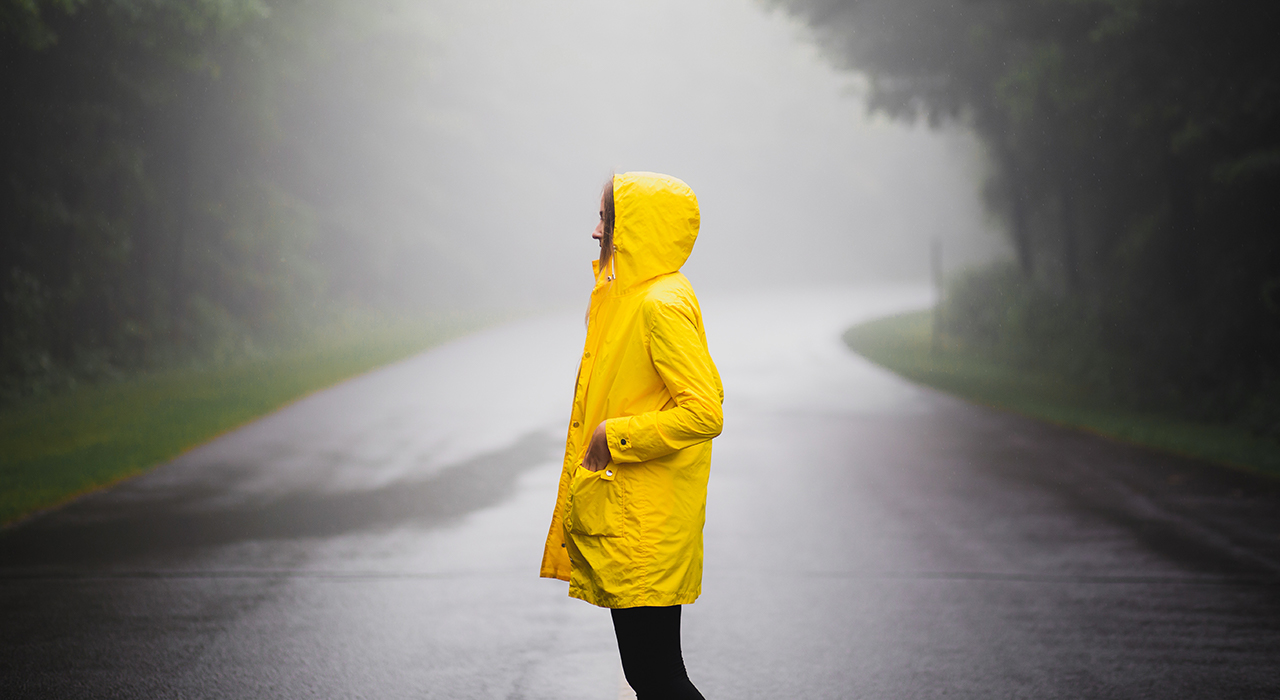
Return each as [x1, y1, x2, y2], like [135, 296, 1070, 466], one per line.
[567, 586, 701, 609]
[540, 567, 570, 582]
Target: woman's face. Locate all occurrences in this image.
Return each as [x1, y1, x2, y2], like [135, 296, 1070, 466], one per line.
[592, 189, 606, 251]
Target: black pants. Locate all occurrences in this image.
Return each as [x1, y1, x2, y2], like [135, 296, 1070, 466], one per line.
[611, 605, 705, 700]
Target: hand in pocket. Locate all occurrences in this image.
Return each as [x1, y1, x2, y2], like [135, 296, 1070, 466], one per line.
[583, 422, 611, 472]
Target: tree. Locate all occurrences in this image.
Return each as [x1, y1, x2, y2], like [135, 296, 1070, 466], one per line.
[778, 0, 1280, 424]
[0, 0, 420, 399]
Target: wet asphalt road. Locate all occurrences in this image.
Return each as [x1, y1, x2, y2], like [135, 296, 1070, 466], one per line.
[3, 287, 1279, 699]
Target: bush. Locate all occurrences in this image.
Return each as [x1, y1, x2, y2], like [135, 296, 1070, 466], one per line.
[938, 262, 1279, 434]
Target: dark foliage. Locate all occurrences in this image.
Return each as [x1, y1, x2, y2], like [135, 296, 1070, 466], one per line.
[778, 0, 1280, 431]
[0, 0, 410, 400]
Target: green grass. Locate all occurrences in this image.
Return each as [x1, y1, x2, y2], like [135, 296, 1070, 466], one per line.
[845, 309, 1280, 478]
[0, 315, 488, 526]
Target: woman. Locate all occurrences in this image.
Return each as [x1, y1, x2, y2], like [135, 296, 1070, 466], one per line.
[540, 172, 723, 699]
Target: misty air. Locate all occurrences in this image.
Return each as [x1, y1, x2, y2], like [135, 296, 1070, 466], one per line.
[1, 0, 1278, 698]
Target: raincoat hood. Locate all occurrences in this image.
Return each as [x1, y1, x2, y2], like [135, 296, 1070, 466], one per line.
[594, 172, 700, 291]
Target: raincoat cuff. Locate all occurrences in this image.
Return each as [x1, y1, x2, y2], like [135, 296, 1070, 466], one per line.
[604, 418, 638, 463]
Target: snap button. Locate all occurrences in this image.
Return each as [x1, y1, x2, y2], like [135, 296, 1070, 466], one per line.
[605, 470, 613, 477]
[584, 351, 591, 358]
[620, 438, 628, 446]
[572, 421, 579, 428]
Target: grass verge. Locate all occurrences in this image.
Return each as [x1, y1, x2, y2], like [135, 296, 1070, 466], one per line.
[0, 315, 489, 526]
[845, 309, 1280, 478]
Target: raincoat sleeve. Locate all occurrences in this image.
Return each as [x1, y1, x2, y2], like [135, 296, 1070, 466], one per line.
[605, 297, 723, 463]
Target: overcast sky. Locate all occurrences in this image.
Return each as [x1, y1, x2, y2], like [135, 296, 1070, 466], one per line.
[322, 0, 1007, 310]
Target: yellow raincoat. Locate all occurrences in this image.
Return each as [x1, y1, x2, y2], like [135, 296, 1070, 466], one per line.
[540, 172, 723, 609]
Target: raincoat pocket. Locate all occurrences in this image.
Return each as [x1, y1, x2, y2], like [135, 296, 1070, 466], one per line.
[567, 465, 622, 537]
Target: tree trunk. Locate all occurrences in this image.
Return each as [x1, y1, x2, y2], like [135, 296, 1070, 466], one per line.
[1007, 159, 1034, 277]
[1061, 182, 1079, 293]
[1166, 156, 1199, 303]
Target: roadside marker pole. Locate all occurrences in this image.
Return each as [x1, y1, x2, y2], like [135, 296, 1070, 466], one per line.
[931, 238, 943, 356]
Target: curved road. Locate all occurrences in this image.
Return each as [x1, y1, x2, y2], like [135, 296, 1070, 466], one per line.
[2, 287, 1279, 699]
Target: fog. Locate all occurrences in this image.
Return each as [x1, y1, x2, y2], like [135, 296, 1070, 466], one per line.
[320, 0, 1006, 310]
